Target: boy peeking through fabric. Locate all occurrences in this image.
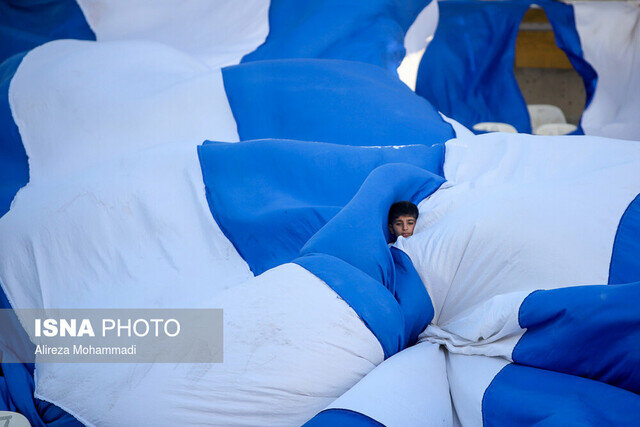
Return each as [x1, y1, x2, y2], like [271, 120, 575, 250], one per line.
[388, 201, 418, 241]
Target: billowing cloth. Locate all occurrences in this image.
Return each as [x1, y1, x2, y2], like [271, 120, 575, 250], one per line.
[416, 0, 640, 141]
[417, 0, 597, 135]
[294, 163, 441, 356]
[1, 0, 438, 71]
[391, 133, 640, 425]
[2, 1, 640, 425]
[198, 140, 444, 275]
[242, 0, 432, 72]
[0, 39, 251, 425]
[307, 342, 453, 426]
[418, 0, 536, 133]
[0, 11, 447, 423]
[222, 59, 454, 145]
[2, 140, 442, 425]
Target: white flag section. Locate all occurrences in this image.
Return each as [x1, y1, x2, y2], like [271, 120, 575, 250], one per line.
[1, 1, 640, 426]
[398, 0, 439, 91]
[0, 40, 250, 310]
[575, 1, 640, 140]
[75, 0, 270, 68]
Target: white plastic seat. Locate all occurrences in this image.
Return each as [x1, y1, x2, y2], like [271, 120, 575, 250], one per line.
[472, 122, 518, 133]
[534, 123, 578, 136]
[528, 104, 567, 130]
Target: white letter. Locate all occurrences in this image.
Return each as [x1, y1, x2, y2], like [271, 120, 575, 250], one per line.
[117, 319, 131, 337]
[43, 319, 58, 337]
[35, 319, 41, 337]
[150, 319, 163, 336]
[59, 319, 76, 337]
[164, 319, 180, 337]
[78, 319, 95, 337]
[103, 319, 115, 336]
[133, 319, 149, 337]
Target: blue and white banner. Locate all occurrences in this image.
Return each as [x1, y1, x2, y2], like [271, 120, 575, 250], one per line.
[416, 0, 640, 140]
[1, 1, 639, 426]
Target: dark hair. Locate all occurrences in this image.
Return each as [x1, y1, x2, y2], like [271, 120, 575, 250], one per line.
[388, 201, 419, 224]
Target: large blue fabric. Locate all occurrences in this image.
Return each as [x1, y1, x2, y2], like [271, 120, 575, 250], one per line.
[417, 0, 531, 132]
[513, 283, 640, 394]
[609, 193, 640, 284]
[242, 0, 431, 72]
[483, 363, 640, 426]
[198, 139, 444, 276]
[296, 163, 442, 357]
[0, 0, 94, 65]
[222, 59, 454, 145]
[416, 0, 596, 134]
[305, 408, 383, 427]
[0, 52, 29, 219]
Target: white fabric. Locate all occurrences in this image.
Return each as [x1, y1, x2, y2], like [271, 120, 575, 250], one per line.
[35, 264, 384, 426]
[446, 353, 509, 426]
[396, 133, 640, 423]
[1, 40, 387, 425]
[423, 291, 529, 360]
[76, 0, 271, 68]
[0, 40, 249, 311]
[398, 1, 439, 90]
[575, 1, 640, 141]
[395, 133, 640, 327]
[326, 341, 453, 427]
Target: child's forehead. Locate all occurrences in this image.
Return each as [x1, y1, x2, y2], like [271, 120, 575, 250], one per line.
[394, 215, 416, 221]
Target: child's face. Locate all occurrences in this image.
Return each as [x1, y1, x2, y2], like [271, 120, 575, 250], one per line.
[389, 215, 417, 239]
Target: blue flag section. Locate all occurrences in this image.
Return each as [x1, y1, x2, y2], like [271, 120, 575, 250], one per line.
[513, 283, 640, 395]
[483, 363, 640, 426]
[0, 53, 29, 219]
[242, 0, 432, 71]
[198, 140, 444, 276]
[0, 0, 94, 65]
[416, 0, 597, 134]
[417, 0, 532, 132]
[222, 59, 455, 145]
[609, 193, 640, 284]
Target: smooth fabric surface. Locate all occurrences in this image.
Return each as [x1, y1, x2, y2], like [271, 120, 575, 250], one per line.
[222, 59, 454, 145]
[198, 140, 445, 276]
[242, 0, 432, 72]
[483, 363, 640, 426]
[76, 0, 270, 68]
[319, 342, 453, 427]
